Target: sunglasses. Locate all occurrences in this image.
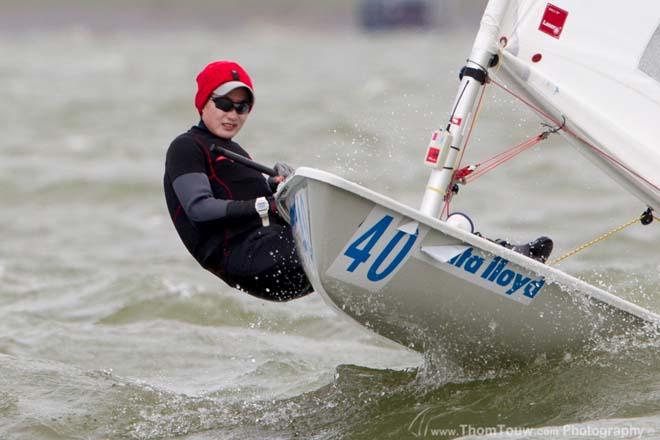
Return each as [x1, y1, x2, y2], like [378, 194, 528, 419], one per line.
[211, 96, 252, 114]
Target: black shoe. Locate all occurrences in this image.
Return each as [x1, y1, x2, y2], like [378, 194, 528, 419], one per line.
[495, 236, 554, 263]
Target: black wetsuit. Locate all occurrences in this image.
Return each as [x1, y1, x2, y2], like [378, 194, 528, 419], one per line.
[163, 122, 311, 301]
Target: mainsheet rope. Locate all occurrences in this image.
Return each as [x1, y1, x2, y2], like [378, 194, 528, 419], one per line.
[548, 212, 657, 266]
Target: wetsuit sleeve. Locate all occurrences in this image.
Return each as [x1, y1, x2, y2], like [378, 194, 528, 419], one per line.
[172, 173, 231, 222]
[166, 137, 260, 222]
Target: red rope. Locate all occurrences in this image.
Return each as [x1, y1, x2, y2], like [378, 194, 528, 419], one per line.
[490, 78, 560, 127]
[457, 86, 488, 169]
[460, 133, 544, 184]
[441, 197, 451, 219]
[439, 79, 550, 188]
[490, 77, 659, 193]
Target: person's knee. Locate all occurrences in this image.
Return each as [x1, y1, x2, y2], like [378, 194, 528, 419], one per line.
[209, 224, 312, 300]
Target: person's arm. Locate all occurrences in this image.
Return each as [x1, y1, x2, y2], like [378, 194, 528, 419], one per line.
[166, 137, 271, 223]
[172, 172, 237, 222]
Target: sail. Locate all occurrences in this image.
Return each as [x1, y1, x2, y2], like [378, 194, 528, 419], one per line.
[492, 0, 660, 211]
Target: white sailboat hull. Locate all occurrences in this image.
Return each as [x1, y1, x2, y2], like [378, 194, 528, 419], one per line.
[277, 168, 659, 365]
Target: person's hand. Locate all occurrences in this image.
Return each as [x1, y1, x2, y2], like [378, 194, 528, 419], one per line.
[273, 162, 294, 178]
[268, 176, 284, 192]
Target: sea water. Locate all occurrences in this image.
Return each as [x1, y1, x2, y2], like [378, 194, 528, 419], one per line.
[1, 5, 659, 439]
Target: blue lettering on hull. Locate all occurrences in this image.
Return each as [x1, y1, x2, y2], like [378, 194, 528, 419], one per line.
[448, 248, 545, 299]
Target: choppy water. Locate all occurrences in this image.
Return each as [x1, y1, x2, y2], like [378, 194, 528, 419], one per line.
[1, 16, 659, 440]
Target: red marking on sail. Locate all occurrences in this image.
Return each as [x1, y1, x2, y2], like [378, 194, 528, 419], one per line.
[539, 4, 568, 39]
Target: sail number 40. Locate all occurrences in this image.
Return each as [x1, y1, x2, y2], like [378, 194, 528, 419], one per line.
[344, 215, 418, 282]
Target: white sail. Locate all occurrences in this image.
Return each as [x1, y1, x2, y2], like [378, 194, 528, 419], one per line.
[493, 0, 660, 211]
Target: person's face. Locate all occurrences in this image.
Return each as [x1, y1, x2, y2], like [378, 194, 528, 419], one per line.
[201, 87, 251, 139]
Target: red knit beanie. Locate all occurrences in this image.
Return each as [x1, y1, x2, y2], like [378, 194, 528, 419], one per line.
[194, 60, 254, 114]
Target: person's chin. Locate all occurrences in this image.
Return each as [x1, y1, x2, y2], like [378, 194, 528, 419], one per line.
[216, 128, 237, 139]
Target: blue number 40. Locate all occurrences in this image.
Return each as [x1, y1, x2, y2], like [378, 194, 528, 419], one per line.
[344, 215, 418, 282]
[345, 215, 393, 272]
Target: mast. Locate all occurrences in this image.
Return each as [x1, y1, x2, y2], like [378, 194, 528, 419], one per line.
[419, 0, 510, 219]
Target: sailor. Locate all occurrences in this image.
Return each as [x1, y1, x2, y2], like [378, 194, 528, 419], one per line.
[164, 60, 312, 301]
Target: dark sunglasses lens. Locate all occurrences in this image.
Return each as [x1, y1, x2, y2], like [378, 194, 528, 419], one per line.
[212, 97, 233, 112]
[212, 97, 251, 114]
[235, 102, 251, 114]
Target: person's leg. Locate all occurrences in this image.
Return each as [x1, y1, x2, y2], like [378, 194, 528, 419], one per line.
[494, 236, 554, 263]
[219, 225, 312, 301]
[450, 213, 553, 263]
[245, 224, 312, 301]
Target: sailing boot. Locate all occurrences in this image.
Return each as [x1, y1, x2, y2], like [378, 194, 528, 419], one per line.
[495, 236, 554, 263]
